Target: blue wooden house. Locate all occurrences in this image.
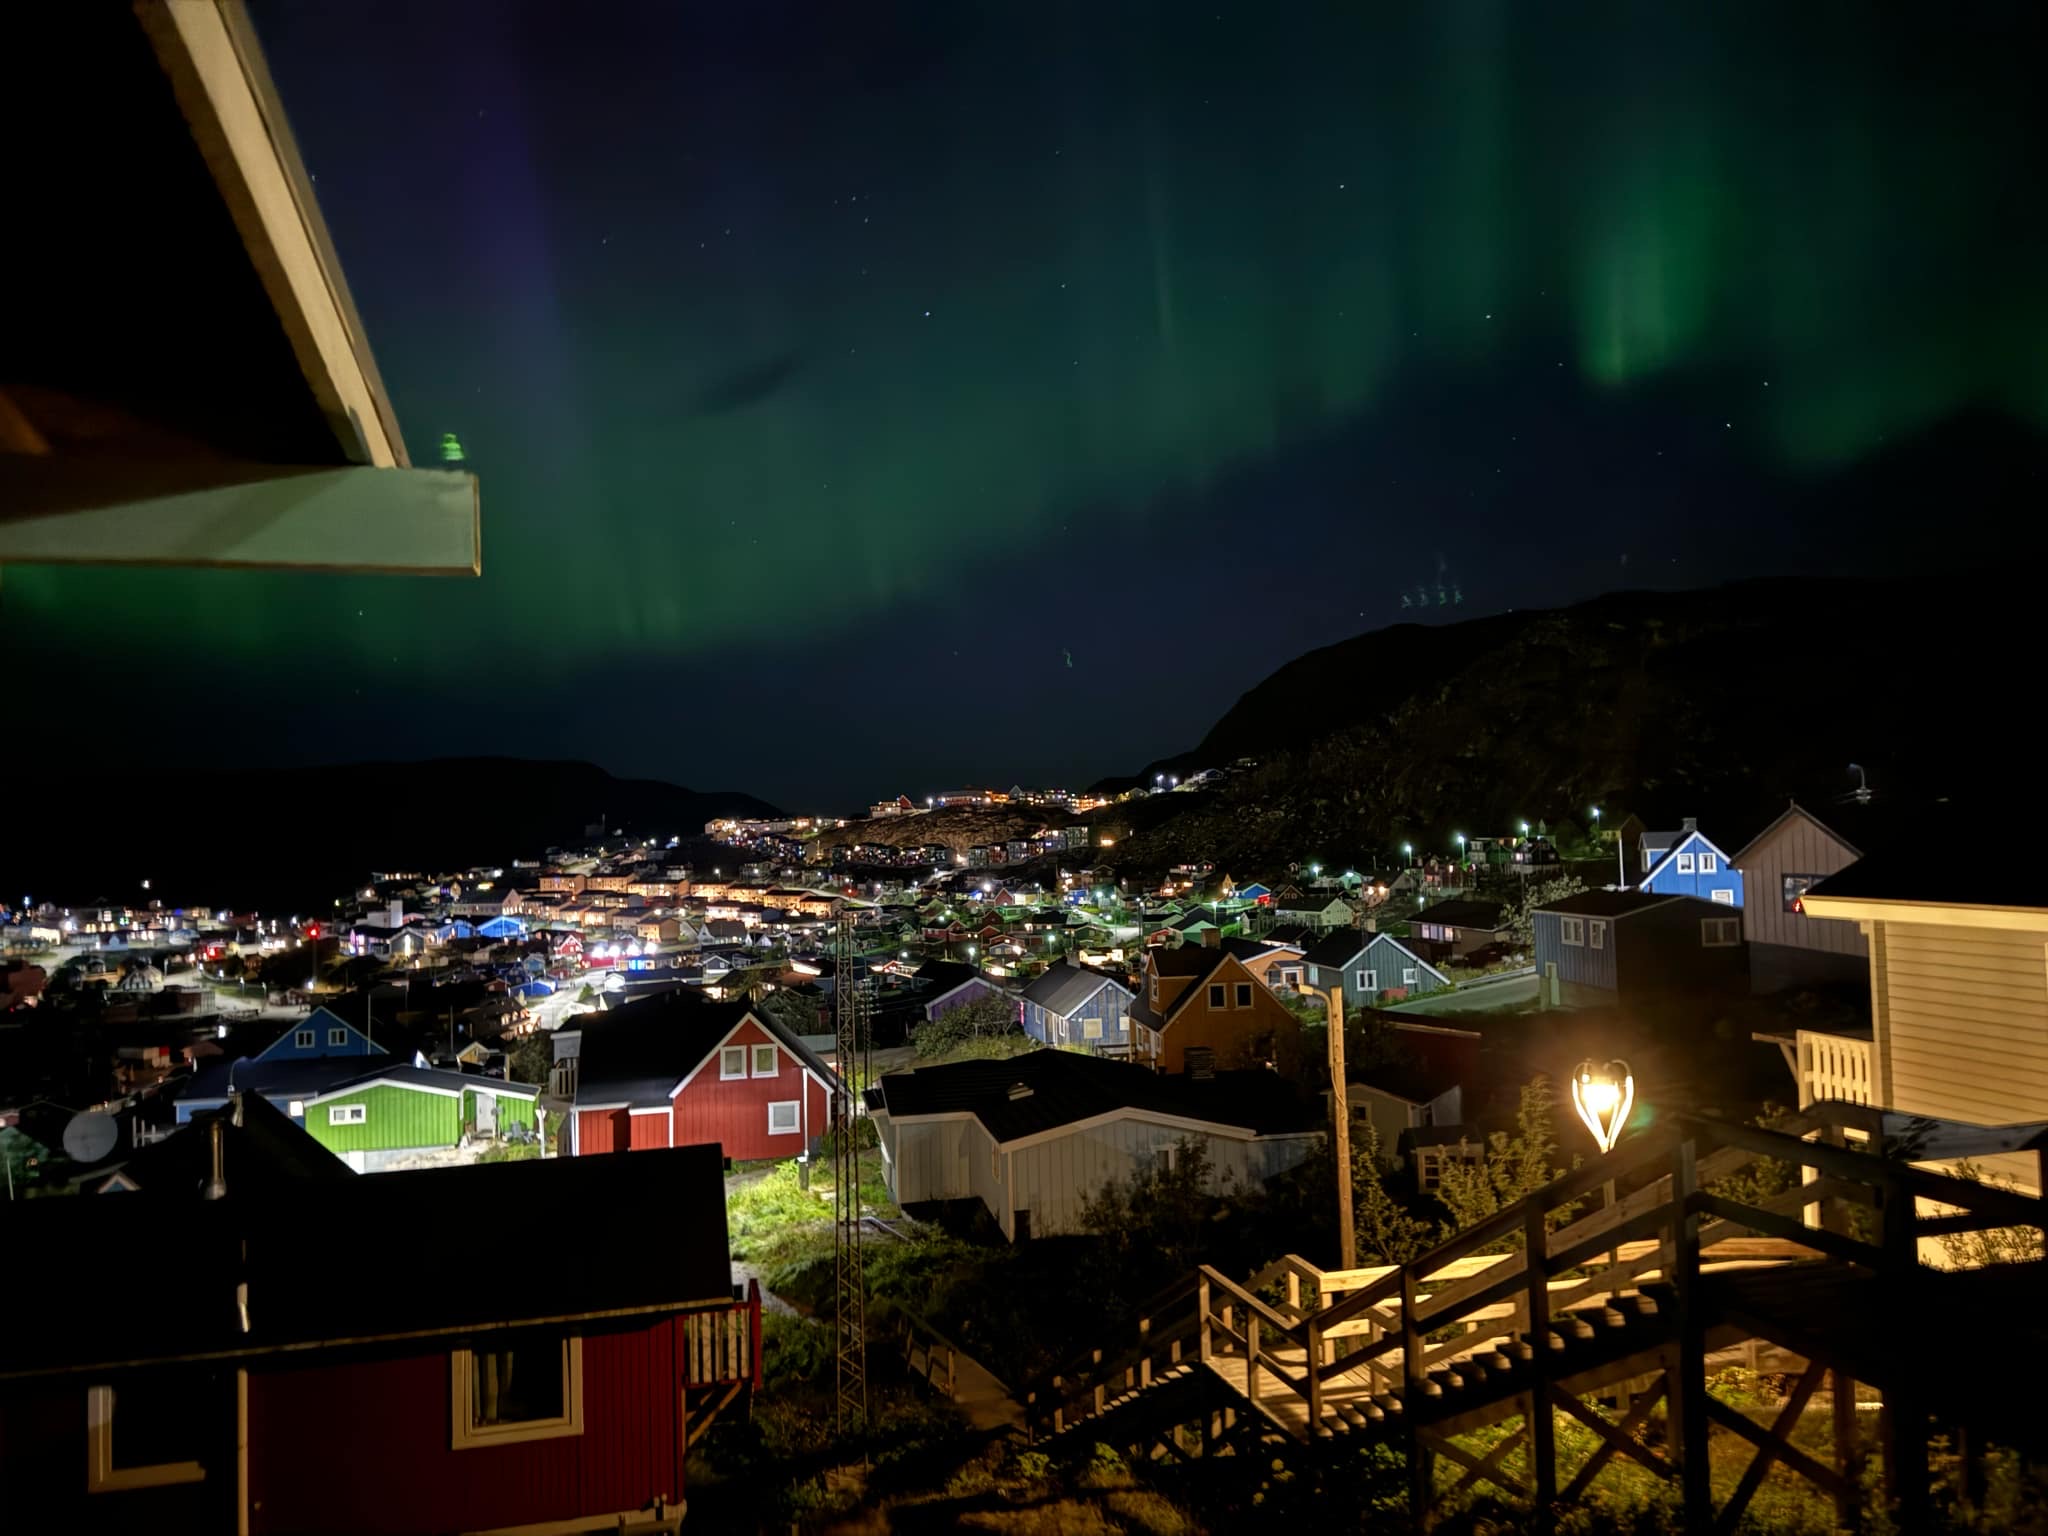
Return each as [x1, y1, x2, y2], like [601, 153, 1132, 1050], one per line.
[1300, 930, 1450, 1005]
[253, 1009, 380, 1063]
[1018, 960, 1135, 1052]
[476, 914, 526, 939]
[1532, 890, 1746, 1008]
[1638, 818, 1744, 908]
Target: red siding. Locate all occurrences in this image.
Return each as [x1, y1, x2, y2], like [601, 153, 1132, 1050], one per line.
[628, 1111, 672, 1150]
[249, 1318, 684, 1534]
[576, 1107, 626, 1154]
[670, 1020, 832, 1162]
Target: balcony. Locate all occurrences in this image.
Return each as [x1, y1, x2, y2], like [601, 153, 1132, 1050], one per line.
[1797, 1028, 1874, 1110]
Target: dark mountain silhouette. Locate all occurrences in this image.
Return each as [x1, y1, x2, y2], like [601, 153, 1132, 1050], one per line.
[1088, 569, 2026, 873]
[11, 759, 777, 913]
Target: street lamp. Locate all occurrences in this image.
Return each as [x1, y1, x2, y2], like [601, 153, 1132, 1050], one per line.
[1571, 1060, 1635, 1154]
[1401, 842, 1412, 866]
[1519, 821, 1531, 836]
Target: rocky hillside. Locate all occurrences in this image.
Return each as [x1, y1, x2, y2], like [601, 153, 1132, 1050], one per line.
[1093, 572, 2022, 876]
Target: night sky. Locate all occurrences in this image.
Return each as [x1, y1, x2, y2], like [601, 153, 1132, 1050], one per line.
[8, 2, 2045, 808]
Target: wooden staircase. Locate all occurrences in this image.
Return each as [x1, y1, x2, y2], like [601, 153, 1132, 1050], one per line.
[1027, 1106, 2048, 1527]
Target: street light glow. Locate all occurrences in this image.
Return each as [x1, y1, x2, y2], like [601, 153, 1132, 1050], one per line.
[1571, 1060, 1636, 1154]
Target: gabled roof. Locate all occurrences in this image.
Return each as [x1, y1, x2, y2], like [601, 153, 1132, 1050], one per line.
[1, 1145, 732, 1378]
[1536, 889, 1701, 919]
[872, 1048, 1319, 1145]
[575, 993, 838, 1109]
[183, 1052, 400, 1106]
[1151, 947, 1233, 978]
[1409, 898, 1509, 930]
[914, 960, 990, 1004]
[253, 1007, 373, 1060]
[1805, 845, 2045, 912]
[1304, 929, 1448, 984]
[1018, 958, 1132, 1015]
[97, 1093, 350, 1196]
[307, 1065, 539, 1104]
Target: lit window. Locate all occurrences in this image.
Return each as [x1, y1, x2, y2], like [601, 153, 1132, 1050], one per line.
[86, 1382, 204, 1493]
[1699, 852, 1718, 874]
[1235, 983, 1252, 1008]
[751, 1044, 778, 1076]
[767, 1100, 800, 1135]
[327, 1027, 348, 1047]
[719, 1046, 747, 1079]
[1561, 918, 1585, 946]
[1207, 984, 1226, 1009]
[294, 1030, 314, 1049]
[1675, 853, 1696, 874]
[287, 1100, 305, 1119]
[328, 1104, 366, 1126]
[1782, 874, 1823, 913]
[452, 1334, 582, 1448]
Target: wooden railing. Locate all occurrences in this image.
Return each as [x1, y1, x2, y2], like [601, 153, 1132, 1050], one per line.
[881, 1302, 986, 1403]
[1028, 1106, 2048, 1448]
[684, 1279, 762, 1387]
[1798, 1030, 1873, 1109]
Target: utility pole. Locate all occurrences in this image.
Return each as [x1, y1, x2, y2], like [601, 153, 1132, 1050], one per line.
[1326, 980, 1354, 1270]
[831, 910, 869, 1438]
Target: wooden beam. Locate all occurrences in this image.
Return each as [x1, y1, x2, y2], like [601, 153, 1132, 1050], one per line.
[1714, 1359, 1829, 1533]
[1558, 1377, 1670, 1503]
[1438, 1424, 1527, 1507]
[0, 460, 479, 575]
[135, 0, 404, 467]
[1704, 1393, 1847, 1501]
[1420, 1426, 1526, 1502]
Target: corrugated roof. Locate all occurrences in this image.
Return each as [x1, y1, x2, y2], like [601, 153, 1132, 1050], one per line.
[1018, 958, 1131, 1015]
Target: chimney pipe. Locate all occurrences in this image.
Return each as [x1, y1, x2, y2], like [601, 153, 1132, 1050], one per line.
[1202, 926, 1220, 949]
[202, 1116, 227, 1201]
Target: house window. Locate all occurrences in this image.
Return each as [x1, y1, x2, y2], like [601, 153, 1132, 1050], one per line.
[452, 1333, 582, 1449]
[767, 1101, 800, 1136]
[1149, 977, 1158, 1004]
[1235, 983, 1252, 1009]
[1402, 967, 1419, 986]
[1561, 918, 1585, 946]
[86, 1382, 205, 1493]
[287, 1101, 305, 1119]
[1675, 853, 1696, 874]
[1207, 983, 1226, 1009]
[1588, 921, 1606, 950]
[1699, 852, 1718, 874]
[1701, 919, 1741, 948]
[1711, 889, 1735, 906]
[1783, 874, 1824, 913]
[1279, 967, 1301, 988]
[719, 1046, 747, 1079]
[294, 1029, 314, 1049]
[752, 1044, 779, 1077]
[1154, 1145, 1177, 1175]
[329, 1104, 367, 1126]
[327, 1027, 348, 1047]
[1082, 1017, 1103, 1040]
[1355, 969, 1378, 993]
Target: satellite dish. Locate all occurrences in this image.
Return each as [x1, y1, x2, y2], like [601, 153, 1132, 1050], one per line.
[62, 1111, 121, 1164]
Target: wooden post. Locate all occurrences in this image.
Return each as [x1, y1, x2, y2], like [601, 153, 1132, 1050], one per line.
[1246, 1313, 1262, 1407]
[1140, 1314, 1153, 1389]
[1328, 984, 1355, 1270]
[1287, 1268, 1302, 1315]
[1523, 1199, 1556, 1508]
[1199, 1275, 1214, 1364]
[1306, 1319, 1324, 1430]
[1875, 1168, 1929, 1530]
[1401, 1267, 1428, 1523]
[1092, 1347, 1105, 1415]
[1666, 1133, 1710, 1532]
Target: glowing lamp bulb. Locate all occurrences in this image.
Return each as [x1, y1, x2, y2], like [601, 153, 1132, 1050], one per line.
[1571, 1060, 1635, 1155]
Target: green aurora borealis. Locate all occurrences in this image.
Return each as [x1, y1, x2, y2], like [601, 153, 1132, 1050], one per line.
[6, 2, 2044, 800]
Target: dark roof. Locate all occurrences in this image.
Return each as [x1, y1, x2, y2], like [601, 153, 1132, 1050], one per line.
[1806, 843, 2046, 911]
[1221, 936, 1287, 962]
[1302, 929, 1371, 969]
[575, 992, 837, 1108]
[913, 960, 986, 1000]
[1152, 947, 1232, 978]
[320, 1064, 539, 1100]
[1350, 1057, 1464, 1106]
[97, 1094, 352, 1197]
[0, 1145, 732, 1378]
[1536, 889, 1686, 919]
[1262, 924, 1315, 947]
[1409, 898, 1509, 930]
[1018, 959, 1131, 1015]
[181, 1053, 400, 1105]
[873, 1048, 1319, 1144]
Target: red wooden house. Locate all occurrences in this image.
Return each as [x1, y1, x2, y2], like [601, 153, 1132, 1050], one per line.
[571, 995, 838, 1161]
[0, 1143, 757, 1534]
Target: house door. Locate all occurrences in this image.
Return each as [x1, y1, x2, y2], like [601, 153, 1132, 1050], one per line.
[474, 1093, 497, 1137]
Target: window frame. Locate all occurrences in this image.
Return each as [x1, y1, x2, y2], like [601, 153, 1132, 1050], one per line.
[86, 1384, 206, 1494]
[751, 1043, 779, 1077]
[1698, 851, 1719, 874]
[1588, 920, 1606, 950]
[1561, 917, 1585, 947]
[451, 1336, 583, 1450]
[1782, 874, 1824, 913]
[294, 1029, 315, 1049]
[766, 1100, 801, 1136]
[1711, 889, 1735, 906]
[328, 1103, 367, 1126]
[327, 1026, 349, 1047]
[1234, 983, 1253, 1009]
[1355, 968, 1377, 993]
[1207, 983, 1226, 1010]
[1402, 967, 1419, 986]
[1701, 918, 1741, 949]
[1675, 852, 1696, 874]
[1081, 1016, 1103, 1040]
[719, 1045, 747, 1080]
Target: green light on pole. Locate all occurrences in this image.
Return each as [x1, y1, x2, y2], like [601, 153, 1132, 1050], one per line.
[440, 431, 467, 464]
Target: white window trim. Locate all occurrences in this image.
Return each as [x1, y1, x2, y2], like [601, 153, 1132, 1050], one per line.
[1711, 889, 1735, 906]
[767, 1100, 801, 1136]
[329, 1104, 367, 1126]
[86, 1385, 205, 1493]
[451, 1337, 583, 1449]
[719, 1046, 747, 1080]
[326, 1027, 349, 1047]
[1589, 921, 1606, 950]
[1402, 967, 1419, 986]
[1699, 852, 1718, 874]
[1561, 917, 1585, 947]
[1675, 853, 1696, 874]
[294, 1029, 314, 1049]
[751, 1043, 779, 1077]
[1082, 1016, 1103, 1040]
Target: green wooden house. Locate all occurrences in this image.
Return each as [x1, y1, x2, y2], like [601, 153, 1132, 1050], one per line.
[303, 1066, 539, 1173]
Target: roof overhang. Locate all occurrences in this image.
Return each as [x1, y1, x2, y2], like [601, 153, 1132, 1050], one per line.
[1, 2, 478, 576]
[1800, 895, 2048, 933]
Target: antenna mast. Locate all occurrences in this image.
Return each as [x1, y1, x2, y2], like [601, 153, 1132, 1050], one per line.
[831, 909, 869, 1436]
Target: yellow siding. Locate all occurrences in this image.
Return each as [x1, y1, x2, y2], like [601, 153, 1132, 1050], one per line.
[1879, 921, 2048, 1131]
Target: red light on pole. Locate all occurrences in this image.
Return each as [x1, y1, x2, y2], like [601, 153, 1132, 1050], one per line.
[305, 922, 322, 941]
